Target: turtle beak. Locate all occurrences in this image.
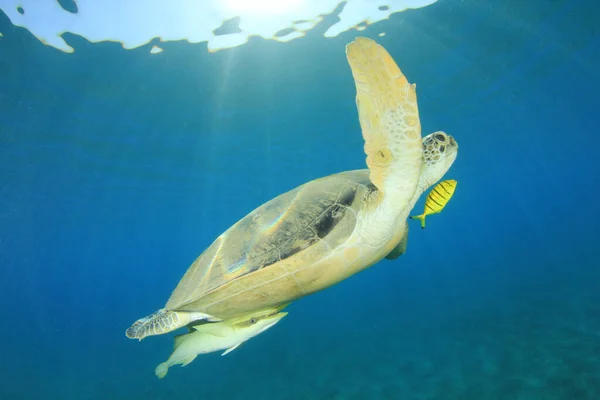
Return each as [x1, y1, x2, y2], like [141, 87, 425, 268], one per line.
[448, 135, 457, 148]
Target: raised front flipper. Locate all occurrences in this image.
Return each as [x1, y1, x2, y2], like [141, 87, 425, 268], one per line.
[346, 37, 423, 205]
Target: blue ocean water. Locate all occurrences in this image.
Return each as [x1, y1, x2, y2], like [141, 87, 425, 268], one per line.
[1, 0, 599, 399]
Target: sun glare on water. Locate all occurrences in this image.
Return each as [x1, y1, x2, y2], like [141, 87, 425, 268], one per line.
[0, 0, 438, 53]
[222, 0, 307, 16]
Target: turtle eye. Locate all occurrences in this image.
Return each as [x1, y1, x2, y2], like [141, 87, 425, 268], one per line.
[435, 134, 446, 142]
[250, 318, 257, 324]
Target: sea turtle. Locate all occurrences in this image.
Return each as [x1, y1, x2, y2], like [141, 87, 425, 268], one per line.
[126, 37, 458, 340]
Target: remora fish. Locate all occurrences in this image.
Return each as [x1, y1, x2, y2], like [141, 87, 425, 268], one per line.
[410, 179, 457, 228]
[155, 307, 287, 379]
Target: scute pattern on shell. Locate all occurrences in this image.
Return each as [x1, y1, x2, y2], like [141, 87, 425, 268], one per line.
[165, 170, 376, 310]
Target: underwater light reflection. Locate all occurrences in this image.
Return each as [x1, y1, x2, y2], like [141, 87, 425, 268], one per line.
[221, 0, 308, 17]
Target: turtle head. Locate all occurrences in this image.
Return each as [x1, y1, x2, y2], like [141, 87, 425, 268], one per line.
[419, 131, 458, 192]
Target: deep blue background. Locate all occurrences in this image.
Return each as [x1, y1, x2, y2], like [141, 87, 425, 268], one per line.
[1, 0, 599, 399]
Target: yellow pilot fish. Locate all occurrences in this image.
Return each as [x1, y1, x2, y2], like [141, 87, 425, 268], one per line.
[410, 179, 457, 229]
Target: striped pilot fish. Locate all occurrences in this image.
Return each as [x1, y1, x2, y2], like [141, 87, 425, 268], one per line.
[410, 179, 457, 229]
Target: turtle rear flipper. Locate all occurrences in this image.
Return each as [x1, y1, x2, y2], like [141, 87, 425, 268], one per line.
[125, 309, 219, 340]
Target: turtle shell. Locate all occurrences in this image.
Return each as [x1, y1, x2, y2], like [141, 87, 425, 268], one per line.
[164, 169, 376, 318]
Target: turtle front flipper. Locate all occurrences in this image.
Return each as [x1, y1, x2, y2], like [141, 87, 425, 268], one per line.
[346, 37, 423, 205]
[385, 223, 409, 260]
[125, 309, 220, 340]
